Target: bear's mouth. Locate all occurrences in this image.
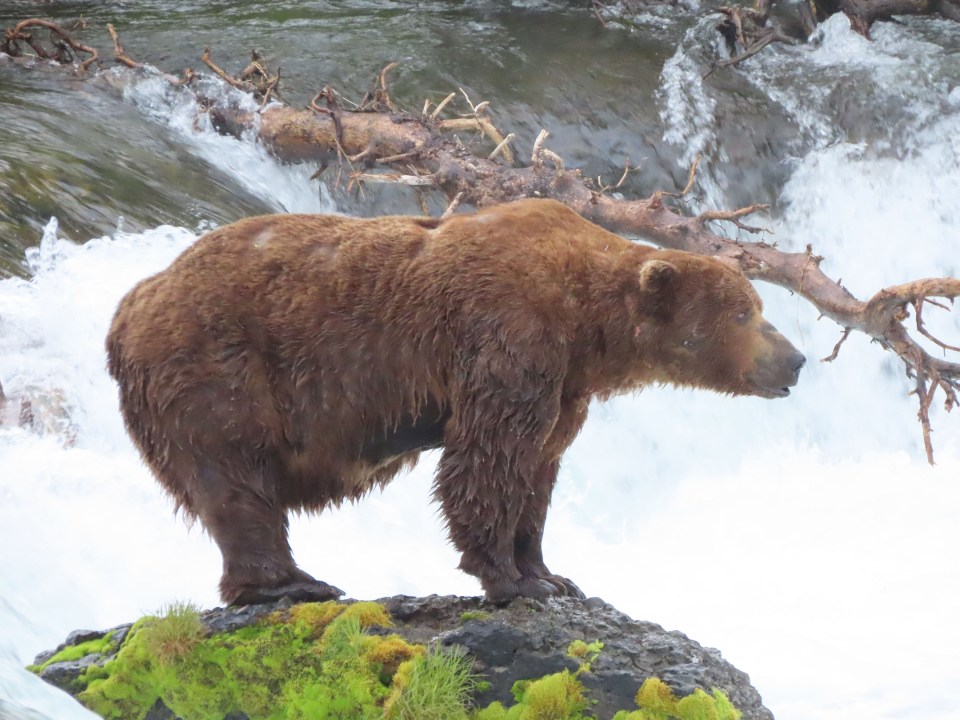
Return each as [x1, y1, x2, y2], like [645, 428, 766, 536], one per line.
[750, 383, 792, 399]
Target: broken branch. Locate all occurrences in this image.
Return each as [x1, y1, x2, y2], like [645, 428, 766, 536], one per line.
[107, 23, 140, 69]
[1, 18, 98, 71]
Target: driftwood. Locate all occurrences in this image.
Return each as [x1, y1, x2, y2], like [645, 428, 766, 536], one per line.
[3, 19, 959, 462]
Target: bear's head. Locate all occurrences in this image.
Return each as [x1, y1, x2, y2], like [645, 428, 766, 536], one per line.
[634, 250, 805, 399]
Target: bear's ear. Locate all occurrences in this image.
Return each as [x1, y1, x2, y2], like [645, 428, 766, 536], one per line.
[638, 259, 678, 295]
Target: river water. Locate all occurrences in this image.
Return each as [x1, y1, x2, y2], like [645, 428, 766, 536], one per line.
[1, 3, 958, 720]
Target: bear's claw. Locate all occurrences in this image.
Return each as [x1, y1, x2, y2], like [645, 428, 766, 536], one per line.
[484, 574, 585, 605]
[542, 574, 586, 600]
[230, 579, 344, 606]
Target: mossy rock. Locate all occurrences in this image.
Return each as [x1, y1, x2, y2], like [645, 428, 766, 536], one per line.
[30, 596, 762, 720]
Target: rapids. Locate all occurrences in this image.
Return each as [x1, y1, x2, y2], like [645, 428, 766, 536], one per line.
[1, 4, 958, 720]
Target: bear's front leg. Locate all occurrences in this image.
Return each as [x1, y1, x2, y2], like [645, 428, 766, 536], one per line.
[433, 371, 568, 604]
[512, 458, 585, 600]
[436, 442, 559, 603]
[513, 395, 589, 600]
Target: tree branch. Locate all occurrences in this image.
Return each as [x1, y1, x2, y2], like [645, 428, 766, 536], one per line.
[1, 18, 98, 71]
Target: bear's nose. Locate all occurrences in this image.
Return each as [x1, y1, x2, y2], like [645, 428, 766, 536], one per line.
[790, 351, 806, 375]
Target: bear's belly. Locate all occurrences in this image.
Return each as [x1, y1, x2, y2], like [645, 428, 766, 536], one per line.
[358, 403, 450, 467]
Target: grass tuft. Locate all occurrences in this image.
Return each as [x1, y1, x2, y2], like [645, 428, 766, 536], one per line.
[385, 645, 476, 720]
[140, 601, 206, 666]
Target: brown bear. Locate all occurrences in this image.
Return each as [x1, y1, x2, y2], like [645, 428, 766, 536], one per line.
[106, 198, 804, 605]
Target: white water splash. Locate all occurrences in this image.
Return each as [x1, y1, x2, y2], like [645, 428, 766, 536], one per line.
[658, 18, 719, 169]
[119, 69, 336, 215]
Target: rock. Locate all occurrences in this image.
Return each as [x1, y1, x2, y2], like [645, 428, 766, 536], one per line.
[201, 598, 291, 635]
[31, 595, 774, 719]
[143, 699, 179, 720]
[39, 653, 104, 692]
[63, 629, 105, 647]
[32, 630, 104, 668]
[381, 595, 773, 720]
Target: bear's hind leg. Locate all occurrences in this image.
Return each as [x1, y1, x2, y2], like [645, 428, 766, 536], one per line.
[189, 457, 343, 606]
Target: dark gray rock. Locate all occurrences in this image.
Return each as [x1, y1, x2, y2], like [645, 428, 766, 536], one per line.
[143, 698, 179, 720]
[380, 594, 774, 720]
[38, 653, 103, 692]
[32, 624, 132, 668]
[63, 629, 105, 647]
[200, 598, 291, 635]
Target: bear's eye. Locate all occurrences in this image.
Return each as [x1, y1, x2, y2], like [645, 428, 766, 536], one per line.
[735, 310, 750, 324]
[682, 338, 696, 350]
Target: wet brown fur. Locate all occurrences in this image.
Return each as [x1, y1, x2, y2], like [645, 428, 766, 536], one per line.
[106, 198, 803, 604]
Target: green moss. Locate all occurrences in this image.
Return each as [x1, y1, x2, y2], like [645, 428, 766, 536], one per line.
[29, 630, 118, 673]
[69, 601, 428, 720]
[634, 677, 679, 718]
[611, 678, 743, 720]
[459, 611, 492, 624]
[278, 600, 345, 636]
[566, 640, 603, 675]
[508, 670, 587, 719]
[473, 701, 509, 720]
[675, 689, 742, 720]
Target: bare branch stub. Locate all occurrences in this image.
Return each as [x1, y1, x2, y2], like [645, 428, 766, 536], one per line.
[429, 92, 457, 120]
[696, 203, 771, 234]
[359, 62, 399, 112]
[914, 297, 960, 354]
[441, 191, 464, 220]
[438, 118, 516, 165]
[200, 47, 281, 104]
[821, 328, 852, 363]
[650, 153, 700, 207]
[593, 158, 634, 195]
[107, 23, 140, 69]
[2, 18, 99, 71]
[201, 47, 254, 92]
[431, 86, 516, 165]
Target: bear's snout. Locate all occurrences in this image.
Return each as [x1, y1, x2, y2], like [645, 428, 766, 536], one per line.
[750, 329, 805, 398]
[789, 350, 807, 376]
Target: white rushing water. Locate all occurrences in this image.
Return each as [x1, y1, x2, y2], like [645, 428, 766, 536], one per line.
[2, 16, 960, 720]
